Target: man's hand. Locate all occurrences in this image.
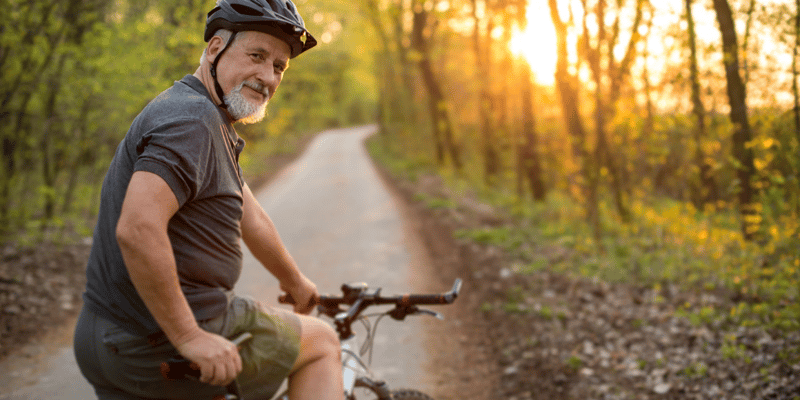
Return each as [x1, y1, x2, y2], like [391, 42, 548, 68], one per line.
[175, 329, 242, 386]
[281, 274, 318, 314]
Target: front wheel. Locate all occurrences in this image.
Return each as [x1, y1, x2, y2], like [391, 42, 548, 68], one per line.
[390, 389, 435, 400]
[350, 387, 435, 400]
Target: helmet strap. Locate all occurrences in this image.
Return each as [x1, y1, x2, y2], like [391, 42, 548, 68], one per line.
[209, 31, 239, 110]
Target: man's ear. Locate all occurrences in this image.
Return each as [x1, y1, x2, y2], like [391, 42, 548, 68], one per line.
[205, 35, 225, 64]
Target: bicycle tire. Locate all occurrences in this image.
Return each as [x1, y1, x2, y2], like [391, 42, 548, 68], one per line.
[390, 389, 435, 400]
[350, 387, 435, 400]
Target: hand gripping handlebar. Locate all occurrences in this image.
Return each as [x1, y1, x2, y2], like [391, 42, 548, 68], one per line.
[278, 278, 462, 308]
[279, 279, 462, 339]
[160, 332, 253, 400]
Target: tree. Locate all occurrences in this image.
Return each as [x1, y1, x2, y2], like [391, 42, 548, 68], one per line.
[471, 0, 501, 183]
[547, 0, 601, 238]
[794, 0, 800, 151]
[1, 0, 365, 241]
[578, 0, 647, 222]
[712, 0, 758, 239]
[686, 0, 717, 207]
[410, 1, 462, 170]
[517, 58, 546, 201]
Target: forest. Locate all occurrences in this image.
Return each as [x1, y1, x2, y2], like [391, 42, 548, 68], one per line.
[1, 0, 798, 334]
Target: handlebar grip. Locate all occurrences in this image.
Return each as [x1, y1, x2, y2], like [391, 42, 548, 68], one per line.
[279, 293, 326, 310]
[278, 293, 293, 304]
[159, 332, 253, 380]
[278, 293, 316, 306]
[401, 294, 450, 305]
[161, 358, 200, 380]
[400, 278, 462, 305]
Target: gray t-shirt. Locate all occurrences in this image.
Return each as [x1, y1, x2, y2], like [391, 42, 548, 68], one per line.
[83, 75, 246, 335]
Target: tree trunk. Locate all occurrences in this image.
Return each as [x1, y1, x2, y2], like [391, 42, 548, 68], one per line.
[411, 7, 461, 170]
[641, 8, 655, 169]
[60, 99, 92, 216]
[686, 0, 717, 207]
[0, 7, 65, 233]
[363, 0, 399, 138]
[794, 0, 800, 159]
[40, 53, 69, 229]
[712, 0, 758, 240]
[518, 59, 546, 201]
[0, 136, 14, 233]
[470, 0, 499, 184]
[581, 0, 632, 222]
[547, 0, 600, 238]
[793, 0, 800, 212]
[392, 0, 417, 124]
[742, 0, 757, 89]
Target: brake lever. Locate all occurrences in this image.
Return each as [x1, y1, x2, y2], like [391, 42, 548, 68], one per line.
[415, 308, 444, 320]
[389, 306, 444, 320]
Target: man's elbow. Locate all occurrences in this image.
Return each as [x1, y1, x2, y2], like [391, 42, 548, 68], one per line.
[116, 216, 135, 251]
[116, 213, 157, 251]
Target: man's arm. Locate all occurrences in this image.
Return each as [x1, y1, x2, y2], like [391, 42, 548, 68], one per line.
[240, 183, 318, 314]
[116, 171, 241, 386]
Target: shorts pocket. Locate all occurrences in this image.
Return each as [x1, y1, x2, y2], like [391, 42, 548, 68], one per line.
[101, 326, 172, 357]
[99, 326, 188, 398]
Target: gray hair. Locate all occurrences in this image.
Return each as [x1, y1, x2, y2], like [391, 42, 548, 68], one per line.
[200, 29, 240, 65]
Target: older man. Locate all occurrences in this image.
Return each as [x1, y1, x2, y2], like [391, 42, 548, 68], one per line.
[74, 1, 343, 399]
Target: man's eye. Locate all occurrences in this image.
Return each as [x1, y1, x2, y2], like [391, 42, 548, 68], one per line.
[274, 64, 286, 73]
[250, 54, 265, 61]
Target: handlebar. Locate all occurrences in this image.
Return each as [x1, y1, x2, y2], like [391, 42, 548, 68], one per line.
[279, 279, 462, 339]
[279, 279, 461, 309]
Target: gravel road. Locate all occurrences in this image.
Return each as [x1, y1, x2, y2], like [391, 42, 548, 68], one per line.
[0, 125, 441, 399]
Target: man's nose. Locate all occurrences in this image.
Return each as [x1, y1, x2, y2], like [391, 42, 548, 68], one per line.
[256, 67, 276, 94]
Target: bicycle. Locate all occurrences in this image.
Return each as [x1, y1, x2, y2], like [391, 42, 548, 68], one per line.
[161, 278, 462, 400]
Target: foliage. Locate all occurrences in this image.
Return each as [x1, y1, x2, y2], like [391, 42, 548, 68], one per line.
[364, 0, 800, 333]
[1, 0, 377, 244]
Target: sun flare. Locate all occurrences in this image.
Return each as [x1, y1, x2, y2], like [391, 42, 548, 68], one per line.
[509, 8, 558, 86]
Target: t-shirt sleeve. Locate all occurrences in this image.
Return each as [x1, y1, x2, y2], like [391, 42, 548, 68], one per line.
[133, 119, 213, 207]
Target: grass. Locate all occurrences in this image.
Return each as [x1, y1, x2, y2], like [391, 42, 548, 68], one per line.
[365, 134, 800, 334]
[460, 193, 799, 332]
[565, 355, 583, 371]
[680, 362, 709, 378]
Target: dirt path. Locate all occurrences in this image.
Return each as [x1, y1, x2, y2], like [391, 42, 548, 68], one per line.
[3, 130, 800, 400]
[375, 160, 499, 400]
[0, 127, 479, 399]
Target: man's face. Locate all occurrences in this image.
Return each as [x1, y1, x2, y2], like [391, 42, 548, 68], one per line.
[211, 31, 291, 123]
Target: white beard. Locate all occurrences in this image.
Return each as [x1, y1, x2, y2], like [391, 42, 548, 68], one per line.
[224, 81, 268, 124]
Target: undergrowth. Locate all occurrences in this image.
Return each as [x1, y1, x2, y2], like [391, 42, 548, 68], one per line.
[367, 137, 800, 333]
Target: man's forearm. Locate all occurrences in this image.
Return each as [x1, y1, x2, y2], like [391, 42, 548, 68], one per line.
[241, 208, 302, 283]
[240, 183, 318, 313]
[117, 222, 200, 346]
[241, 184, 303, 284]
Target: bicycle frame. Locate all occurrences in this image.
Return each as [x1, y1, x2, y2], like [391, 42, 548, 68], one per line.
[341, 332, 392, 399]
[341, 335, 369, 395]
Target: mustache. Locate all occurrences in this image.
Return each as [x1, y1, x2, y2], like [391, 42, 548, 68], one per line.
[241, 81, 268, 98]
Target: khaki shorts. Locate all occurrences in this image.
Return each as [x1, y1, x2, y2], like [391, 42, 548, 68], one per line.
[75, 296, 301, 400]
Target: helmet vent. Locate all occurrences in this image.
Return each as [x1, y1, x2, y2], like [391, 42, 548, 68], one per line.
[231, 3, 264, 16]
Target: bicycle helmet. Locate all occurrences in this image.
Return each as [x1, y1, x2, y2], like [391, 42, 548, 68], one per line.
[204, 0, 316, 58]
[204, 0, 317, 108]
